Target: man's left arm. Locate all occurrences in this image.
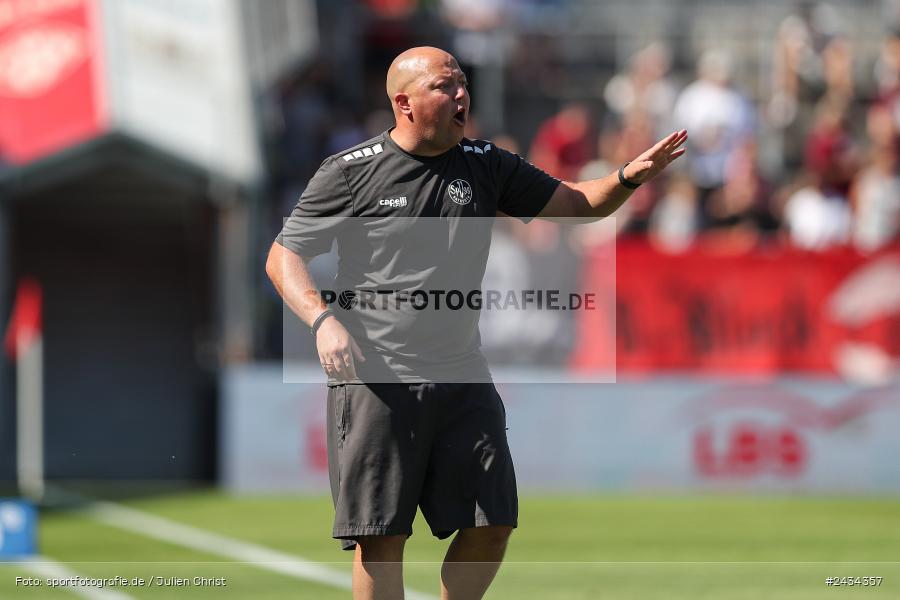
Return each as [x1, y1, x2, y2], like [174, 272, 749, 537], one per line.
[537, 129, 688, 221]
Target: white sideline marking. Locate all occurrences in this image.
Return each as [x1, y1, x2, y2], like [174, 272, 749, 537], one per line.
[15, 555, 135, 600]
[82, 501, 437, 600]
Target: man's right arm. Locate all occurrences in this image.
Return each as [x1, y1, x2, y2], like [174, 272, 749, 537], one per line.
[536, 130, 687, 221]
[266, 241, 364, 380]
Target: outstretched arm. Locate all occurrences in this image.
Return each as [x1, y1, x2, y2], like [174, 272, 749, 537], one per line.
[537, 129, 688, 221]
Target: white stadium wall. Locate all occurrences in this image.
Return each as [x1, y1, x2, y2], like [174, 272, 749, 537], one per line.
[99, 0, 318, 184]
[221, 365, 900, 494]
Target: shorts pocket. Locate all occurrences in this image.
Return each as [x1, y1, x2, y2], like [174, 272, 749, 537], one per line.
[335, 385, 351, 443]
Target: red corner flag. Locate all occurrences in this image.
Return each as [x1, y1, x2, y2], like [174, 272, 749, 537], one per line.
[4, 278, 43, 360]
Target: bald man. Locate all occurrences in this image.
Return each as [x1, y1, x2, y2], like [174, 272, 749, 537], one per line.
[267, 47, 686, 600]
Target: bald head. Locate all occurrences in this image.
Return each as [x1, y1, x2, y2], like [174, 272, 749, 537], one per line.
[386, 46, 459, 100]
[385, 46, 470, 156]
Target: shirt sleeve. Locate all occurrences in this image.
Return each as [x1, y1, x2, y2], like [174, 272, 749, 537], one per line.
[275, 158, 354, 257]
[493, 146, 561, 221]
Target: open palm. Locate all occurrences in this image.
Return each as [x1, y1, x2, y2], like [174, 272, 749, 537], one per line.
[625, 129, 688, 184]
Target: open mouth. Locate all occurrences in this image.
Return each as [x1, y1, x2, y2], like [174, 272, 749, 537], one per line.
[453, 109, 466, 127]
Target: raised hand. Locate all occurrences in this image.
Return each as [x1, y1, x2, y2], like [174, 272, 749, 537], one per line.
[623, 130, 688, 185]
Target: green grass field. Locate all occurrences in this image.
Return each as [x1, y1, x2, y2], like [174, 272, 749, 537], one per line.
[1, 490, 898, 598]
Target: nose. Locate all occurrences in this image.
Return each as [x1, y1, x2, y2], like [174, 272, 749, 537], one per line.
[455, 84, 467, 101]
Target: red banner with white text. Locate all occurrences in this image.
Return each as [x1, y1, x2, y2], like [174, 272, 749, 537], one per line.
[0, 0, 106, 164]
[573, 241, 900, 377]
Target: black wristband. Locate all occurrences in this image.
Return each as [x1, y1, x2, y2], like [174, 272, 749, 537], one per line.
[618, 162, 641, 189]
[310, 309, 336, 335]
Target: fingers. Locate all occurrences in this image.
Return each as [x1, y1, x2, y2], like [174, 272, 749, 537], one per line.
[641, 130, 687, 163]
[665, 129, 688, 152]
[321, 352, 352, 380]
[341, 351, 356, 381]
[330, 351, 351, 381]
[652, 130, 688, 163]
[320, 357, 338, 378]
[651, 129, 687, 156]
[649, 131, 679, 154]
[333, 339, 365, 381]
[319, 339, 364, 381]
[316, 319, 357, 380]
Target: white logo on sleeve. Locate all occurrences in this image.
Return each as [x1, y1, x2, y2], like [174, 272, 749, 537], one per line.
[379, 196, 407, 208]
[447, 179, 473, 205]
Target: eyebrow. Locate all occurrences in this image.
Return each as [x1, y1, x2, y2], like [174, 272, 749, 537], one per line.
[430, 71, 467, 86]
[443, 72, 467, 82]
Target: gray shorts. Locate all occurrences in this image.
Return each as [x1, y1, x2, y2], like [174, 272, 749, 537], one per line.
[326, 382, 517, 551]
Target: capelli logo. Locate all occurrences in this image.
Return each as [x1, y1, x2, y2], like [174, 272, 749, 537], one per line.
[379, 196, 408, 208]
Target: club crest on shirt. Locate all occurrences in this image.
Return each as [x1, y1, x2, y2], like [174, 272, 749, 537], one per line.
[447, 179, 473, 205]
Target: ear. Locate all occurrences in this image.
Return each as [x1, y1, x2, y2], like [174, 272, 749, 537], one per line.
[395, 92, 412, 117]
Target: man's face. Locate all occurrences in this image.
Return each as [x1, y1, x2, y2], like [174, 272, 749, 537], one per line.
[408, 58, 470, 151]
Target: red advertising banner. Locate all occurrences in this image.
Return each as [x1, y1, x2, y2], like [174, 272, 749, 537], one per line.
[0, 0, 106, 164]
[573, 241, 900, 376]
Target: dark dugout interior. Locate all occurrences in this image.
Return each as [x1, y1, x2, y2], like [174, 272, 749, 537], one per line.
[1, 137, 218, 485]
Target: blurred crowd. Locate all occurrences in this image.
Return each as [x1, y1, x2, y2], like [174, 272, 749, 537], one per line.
[519, 17, 900, 255]
[269, 2, 900, 257]
[260, 1, 900, 363]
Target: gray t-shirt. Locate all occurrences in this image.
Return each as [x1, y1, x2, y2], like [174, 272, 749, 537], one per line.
[276, 130, 560, 383]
